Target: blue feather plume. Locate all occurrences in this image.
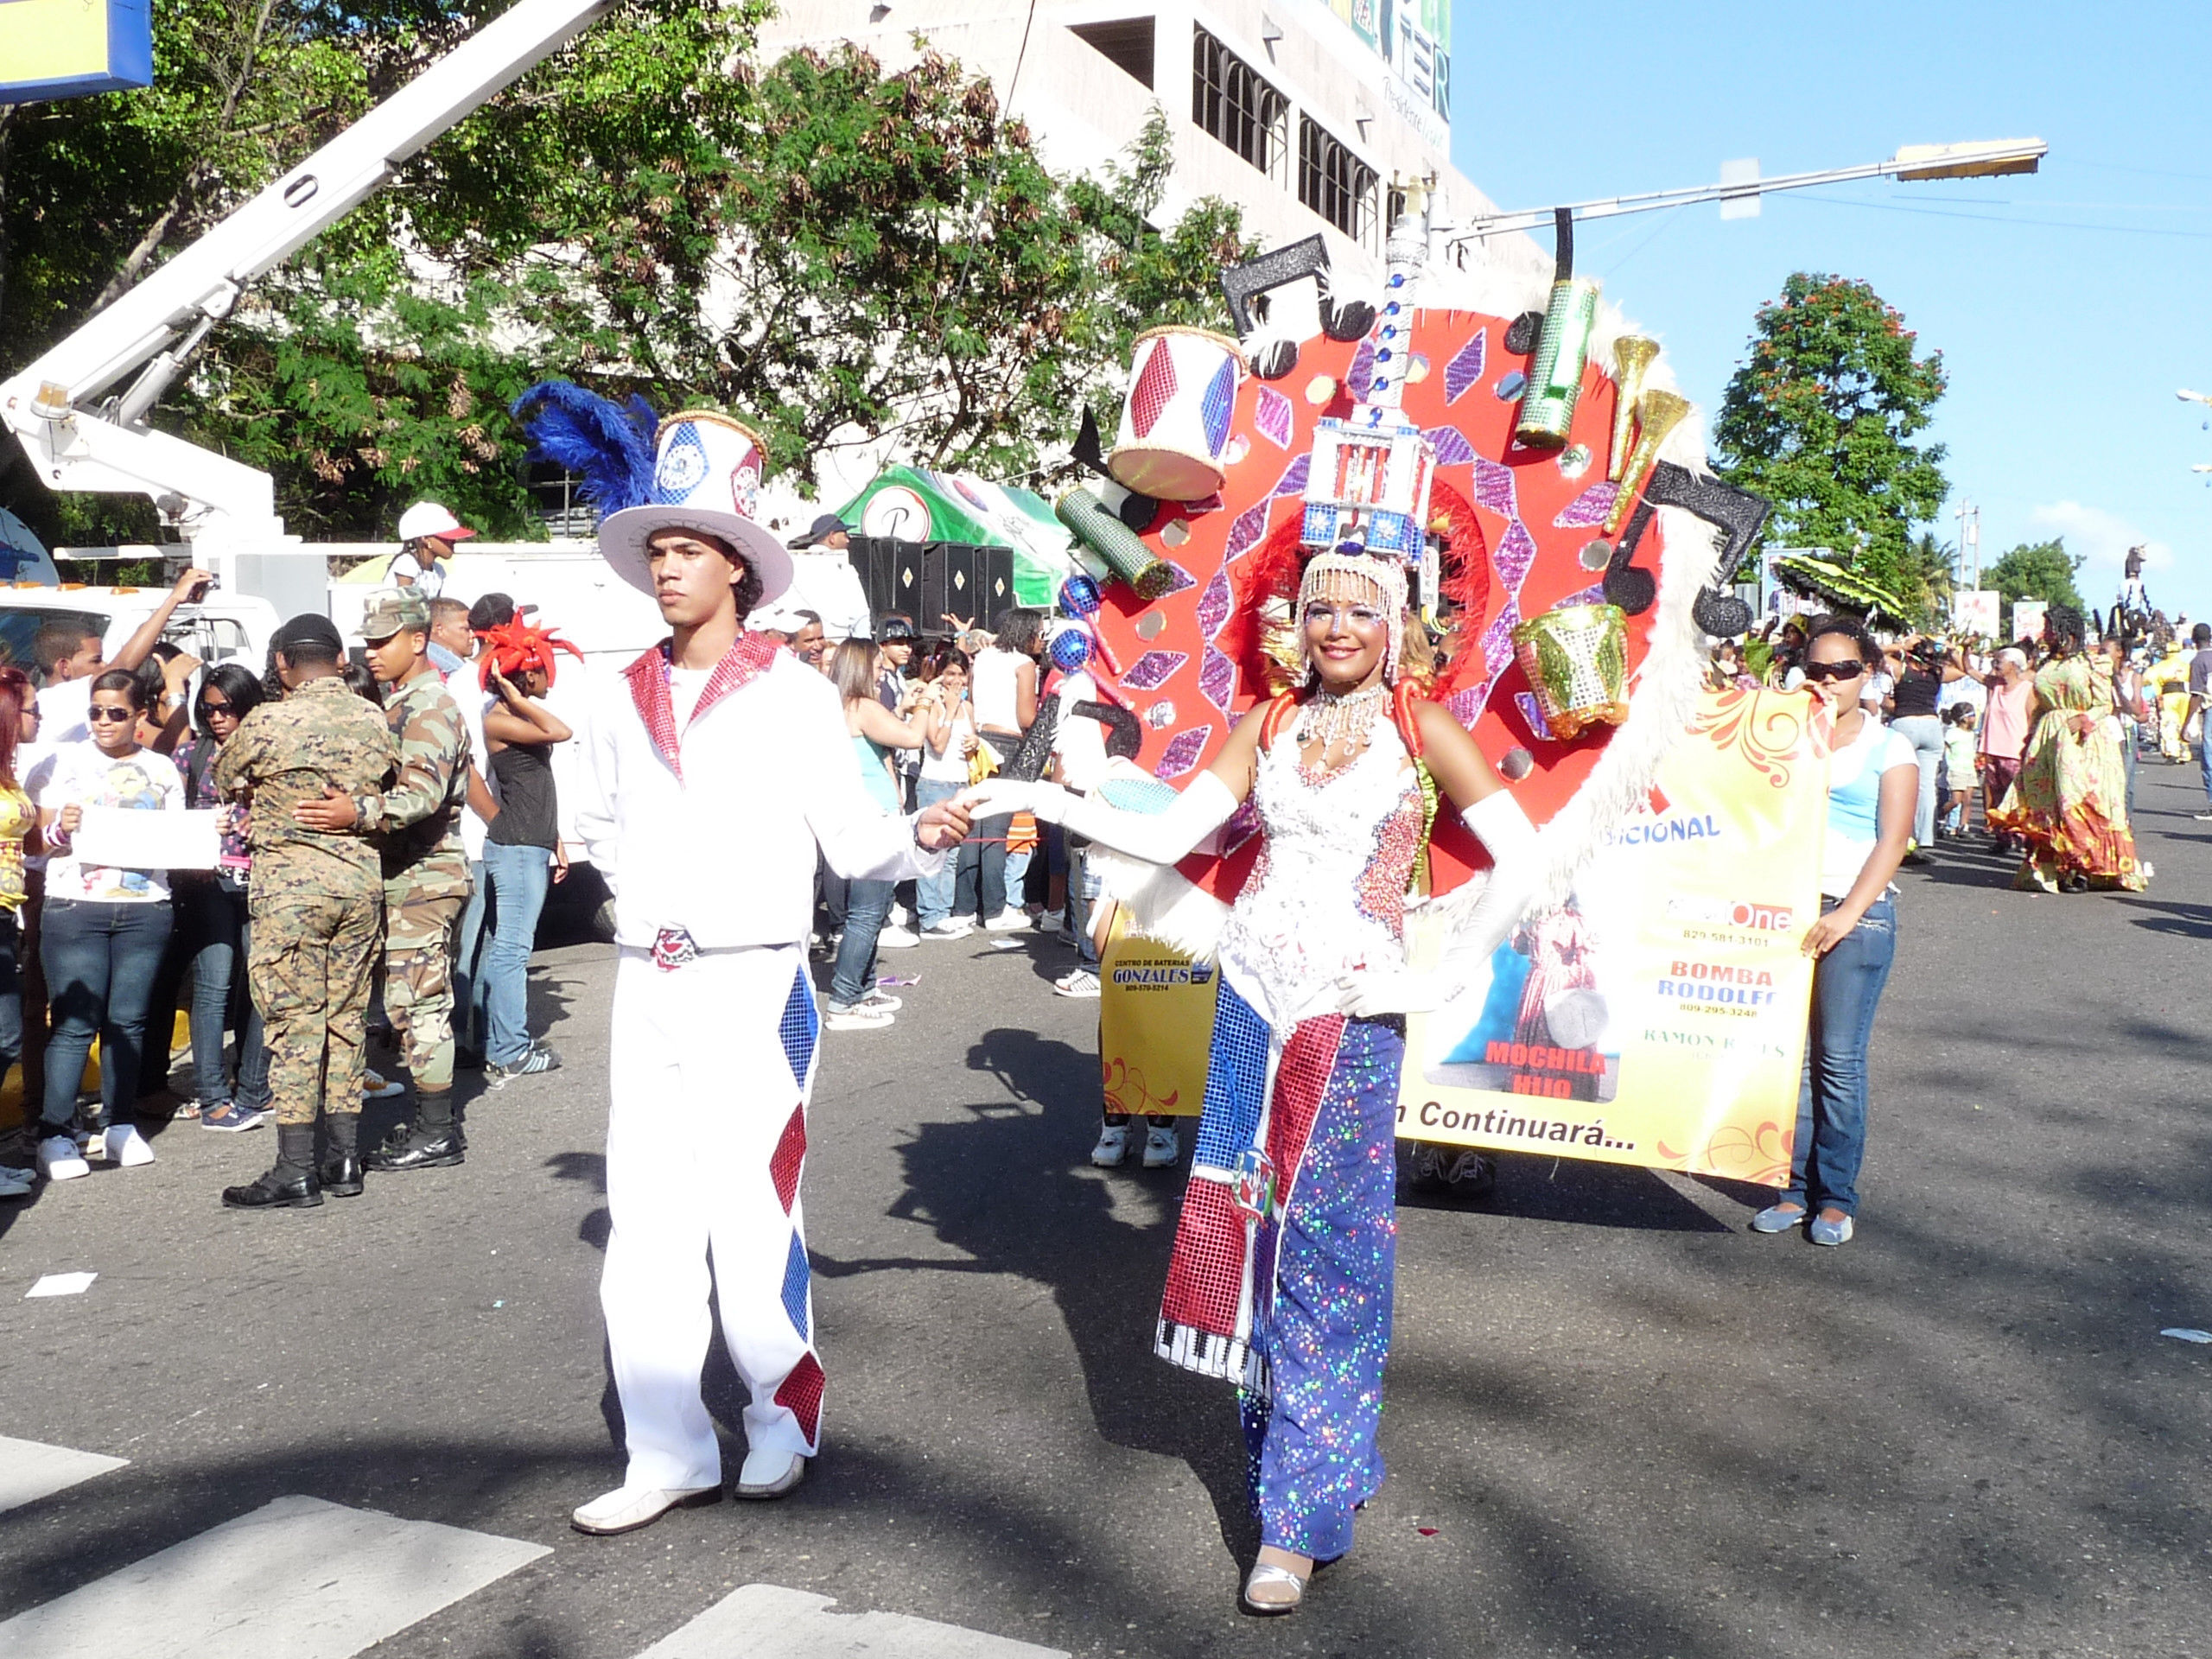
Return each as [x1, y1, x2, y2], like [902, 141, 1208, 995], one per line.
[510, 381, 658, 514]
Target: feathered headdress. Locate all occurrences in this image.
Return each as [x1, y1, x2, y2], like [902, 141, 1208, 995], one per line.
[478, 618, 584, 690]
[509, 381, 658, 516]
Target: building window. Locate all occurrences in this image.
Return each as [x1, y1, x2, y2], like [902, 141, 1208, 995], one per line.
[1192, 27, 1287, 182]
[1300, 115, 1378, 250]
[1071, 18, 1154, 88]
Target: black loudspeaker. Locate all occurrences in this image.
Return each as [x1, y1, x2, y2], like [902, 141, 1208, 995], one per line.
[888, 538, 924, 622]
[848, 535, 897, 618]
[976, 544, 1015, 620]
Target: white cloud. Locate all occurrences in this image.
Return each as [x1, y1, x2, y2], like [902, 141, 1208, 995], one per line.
[2025, 500, 2174, 570]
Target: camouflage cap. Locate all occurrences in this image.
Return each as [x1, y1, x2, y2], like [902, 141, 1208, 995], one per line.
[359, 588, 430, 641]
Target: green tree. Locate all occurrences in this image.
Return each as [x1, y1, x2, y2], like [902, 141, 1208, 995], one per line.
[1982, 537, 2084, 613]
[2, 12, 1246, 549]
[1713, 272, 1949, 601]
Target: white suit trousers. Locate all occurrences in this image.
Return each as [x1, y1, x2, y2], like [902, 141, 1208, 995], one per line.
[601, 943, 823, 1491]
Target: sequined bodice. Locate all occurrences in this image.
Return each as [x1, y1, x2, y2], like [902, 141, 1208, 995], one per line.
[1217, 721, 1425, 1030]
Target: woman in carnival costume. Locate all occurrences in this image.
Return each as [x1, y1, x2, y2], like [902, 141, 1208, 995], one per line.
[968, 541, 1541, 1613]
[1989, 604, 2148, 893]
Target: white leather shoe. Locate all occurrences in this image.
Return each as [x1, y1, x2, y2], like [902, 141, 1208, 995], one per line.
[569, 1483, 721, 1535]
[110, 1126, 156, 1167]
[36, 1135, 88, 1181]
[734, 1448, 806, 1500]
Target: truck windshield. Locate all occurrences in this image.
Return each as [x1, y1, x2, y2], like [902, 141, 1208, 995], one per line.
[0, 608, 108, 676]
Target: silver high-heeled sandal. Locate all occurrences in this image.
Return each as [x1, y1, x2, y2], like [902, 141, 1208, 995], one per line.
[1241, 1562, 1307, 1615]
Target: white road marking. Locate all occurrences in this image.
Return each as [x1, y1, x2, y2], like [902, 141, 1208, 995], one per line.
[0, 1493, 550, 1658]
[0, 1435, 126, 1516]
[633, 1584, 1069, 1659]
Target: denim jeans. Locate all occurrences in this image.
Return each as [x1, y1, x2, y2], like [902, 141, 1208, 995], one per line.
[41, 899, 174, 1129]
[451, 857, 491, 1055]
[830, 879, 893, 1007]
[1891, 715, 1944, 847]
[952, 732, 1020, 921]
[1065, 836, 1101, 969]
[2199, 729, 2212, 807]
[2122, 724, 2139, 818]
[1783, 895, 1897, 1217]
[912, 779, 964, 929]
[0, 912, 23, 1109]
[181, 881, 268, 1109]
[481, 841, 552, 1066]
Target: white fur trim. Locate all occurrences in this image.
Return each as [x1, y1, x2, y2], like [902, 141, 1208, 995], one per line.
[1091, 849, 1234, 964]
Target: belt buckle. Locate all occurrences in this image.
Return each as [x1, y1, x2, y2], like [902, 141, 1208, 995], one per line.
[651, 926, 698, 972]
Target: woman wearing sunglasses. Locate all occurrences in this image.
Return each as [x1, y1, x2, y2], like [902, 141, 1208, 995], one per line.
[172, 664, 273, 1132]
[26, 669, 185, 1180]
[1751, 616, 1916, 1248]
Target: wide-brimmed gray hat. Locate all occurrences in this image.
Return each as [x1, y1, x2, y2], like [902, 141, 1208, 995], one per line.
[597, 410, 794, 604]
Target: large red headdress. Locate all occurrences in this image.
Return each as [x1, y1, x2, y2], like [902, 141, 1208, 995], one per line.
[477, 619, 584, 690]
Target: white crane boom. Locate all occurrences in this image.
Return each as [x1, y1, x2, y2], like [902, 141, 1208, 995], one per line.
[0, 0, 612, 575]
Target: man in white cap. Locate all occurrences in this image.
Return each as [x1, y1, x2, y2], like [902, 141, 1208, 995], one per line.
[569, 410, 971, 1536]
[392, 501, 475, 600]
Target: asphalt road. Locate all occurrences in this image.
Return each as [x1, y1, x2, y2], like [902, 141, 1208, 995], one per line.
[2, 760, 2209, 1658]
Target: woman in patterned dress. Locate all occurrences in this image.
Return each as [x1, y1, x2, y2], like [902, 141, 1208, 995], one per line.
[1991, 607, 2148, 893]
[965, 548, 1541, 1614]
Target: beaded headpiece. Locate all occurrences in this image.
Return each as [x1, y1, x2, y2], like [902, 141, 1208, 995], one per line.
[1296, 550, 1409, 685]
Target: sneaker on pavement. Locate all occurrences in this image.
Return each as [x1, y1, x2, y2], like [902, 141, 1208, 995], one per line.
[1141, 1125, 1181, 1168]
[0, 1166, 34, 1198]
[920, 919, 973, 941]
[1749, 1203, 1808, 1234]
[1090, 1123, 1130, 1166]
[1053, 967, 1102, 999]
[857, 989, 903, 1013]
[1036, 906, 1066, 932]
[36, 1135, 88, 1181]
[486, 1045, 563, 1088]
[984, 909, 1029, 931]
[1808, 1211, 1855, 1247]
[109, 1125, 156, 1167]
[362, 1070, 406, 1101]
[200, 1101, 271, 1133]
[825, 1001, 894, 1031]
[876, 925, 921, 950]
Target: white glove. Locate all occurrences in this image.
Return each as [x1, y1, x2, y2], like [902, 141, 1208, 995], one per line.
[958, 779, 1069, 823]
[1057, 771, 1241, 867]
[1328, 967, 1455, 1019]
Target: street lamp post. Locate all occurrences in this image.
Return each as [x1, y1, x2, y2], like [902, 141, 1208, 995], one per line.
[1446, 139, 2048, 247]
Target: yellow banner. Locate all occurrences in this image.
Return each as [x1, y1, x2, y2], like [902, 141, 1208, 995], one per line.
[1395, 688, 1827, 1185]
[1096, 916, 1215, 1117]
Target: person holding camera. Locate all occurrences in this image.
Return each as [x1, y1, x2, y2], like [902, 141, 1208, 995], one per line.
[1884, 633, 1967, 857]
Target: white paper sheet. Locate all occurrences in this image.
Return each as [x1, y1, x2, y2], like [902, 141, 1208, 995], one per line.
[70, 807, 219, 871]
[26, 1273, 97, 1298]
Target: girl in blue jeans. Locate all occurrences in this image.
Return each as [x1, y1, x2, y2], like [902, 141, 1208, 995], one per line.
[477, 622, 579, 1083]
[1754, 616, 1916, 1248]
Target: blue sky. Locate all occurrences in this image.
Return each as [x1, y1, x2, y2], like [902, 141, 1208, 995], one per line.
[1447, 2, 2212, 626]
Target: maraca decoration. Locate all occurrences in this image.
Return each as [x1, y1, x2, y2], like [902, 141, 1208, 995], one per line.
[1046, 624, 1131, 708]
[1057, 573, 1125, 675]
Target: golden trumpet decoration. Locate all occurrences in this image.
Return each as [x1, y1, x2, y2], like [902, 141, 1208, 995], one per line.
[1602, 389, 1690, 537]
[1607, 336, 1661, 482]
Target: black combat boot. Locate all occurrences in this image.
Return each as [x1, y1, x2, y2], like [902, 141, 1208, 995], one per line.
[365, 1092, 463, 1172]
[223, 1123, 323, 1209]
[319, 1110, 365, 1197]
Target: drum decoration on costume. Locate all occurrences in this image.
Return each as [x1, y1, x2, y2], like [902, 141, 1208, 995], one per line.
[1057, 486, 1177, 599]
[1511, 602, 1630, 740]
[1109, 327, 1248, 503]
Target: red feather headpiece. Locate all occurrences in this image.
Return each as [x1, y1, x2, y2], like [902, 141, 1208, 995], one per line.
[477, 619, 583, 689]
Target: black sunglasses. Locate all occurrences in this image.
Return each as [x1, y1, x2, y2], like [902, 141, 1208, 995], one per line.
[1801, 660, 1867, 683]
[87, 706, 137, 722]
[200, 697, 234, 714]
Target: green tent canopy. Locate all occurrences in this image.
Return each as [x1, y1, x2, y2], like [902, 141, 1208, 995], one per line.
[836, 466, 1074, 610]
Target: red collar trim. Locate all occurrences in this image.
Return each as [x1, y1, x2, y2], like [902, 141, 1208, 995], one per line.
[622, 632, 782, 781]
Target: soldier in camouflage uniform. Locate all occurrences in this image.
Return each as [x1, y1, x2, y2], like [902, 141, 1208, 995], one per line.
[295, 589, 472, 1170]
[216, 614, 397, 1210]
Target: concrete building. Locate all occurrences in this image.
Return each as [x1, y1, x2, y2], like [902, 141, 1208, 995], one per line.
[757, 2, 1541, 289]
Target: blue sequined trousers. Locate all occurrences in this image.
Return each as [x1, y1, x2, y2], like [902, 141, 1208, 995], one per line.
[1238, 1014, 1403, 1560]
